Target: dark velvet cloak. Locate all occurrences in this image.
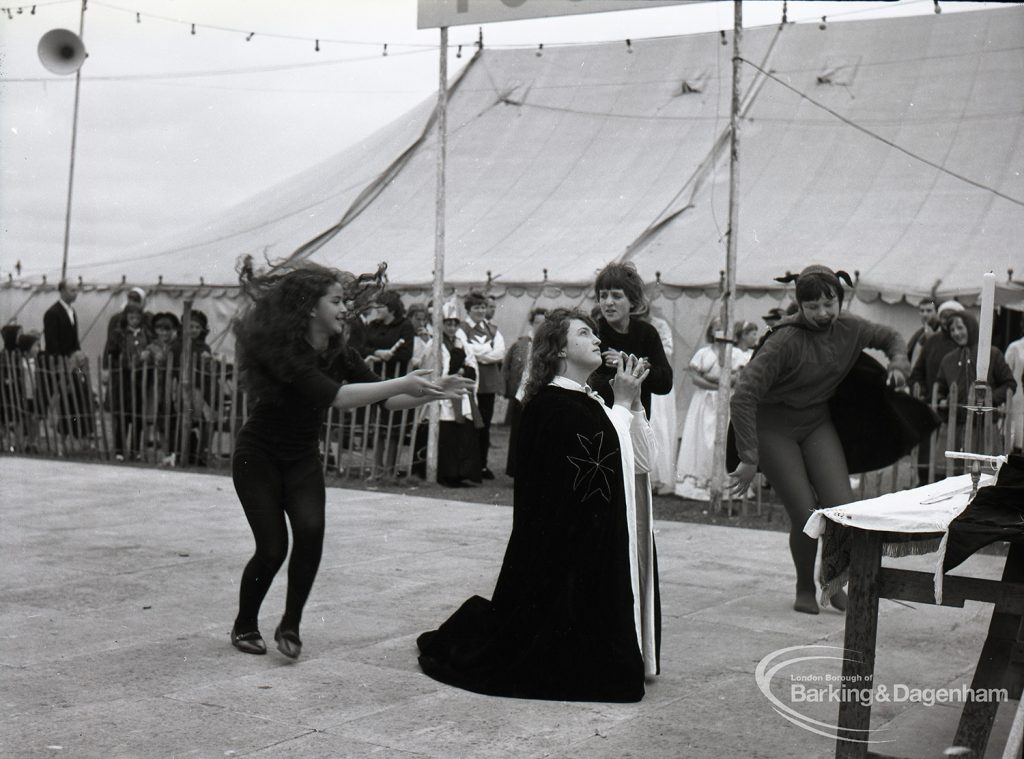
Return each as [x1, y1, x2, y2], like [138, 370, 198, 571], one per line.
[727, 347, 939, 475]
[417, 386, 644, 702]
[944, 454, 1024, 572]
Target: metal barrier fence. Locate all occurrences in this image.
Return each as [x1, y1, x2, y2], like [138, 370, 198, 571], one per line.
[2, 350, 1008, 502]
[0, 351, 425, 480]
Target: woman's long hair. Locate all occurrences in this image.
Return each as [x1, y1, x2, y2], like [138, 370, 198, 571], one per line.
[522, 308, 595, 404]
[233, 257, 386, 399]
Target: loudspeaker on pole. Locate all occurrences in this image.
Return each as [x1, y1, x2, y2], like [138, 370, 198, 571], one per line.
[38, 28, 86, 75]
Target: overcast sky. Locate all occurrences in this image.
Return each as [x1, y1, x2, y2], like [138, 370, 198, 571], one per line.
[0, 0, 1002, 280]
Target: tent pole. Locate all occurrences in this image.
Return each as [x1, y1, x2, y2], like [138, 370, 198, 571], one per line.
[61, 0, 87, 283]
[426, 26, 449, 484]
[710, 0, 742, 512]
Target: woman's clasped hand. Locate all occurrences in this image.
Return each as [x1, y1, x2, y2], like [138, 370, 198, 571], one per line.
[610, 353, 650, 405]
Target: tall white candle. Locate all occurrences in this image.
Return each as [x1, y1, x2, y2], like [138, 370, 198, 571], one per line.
[976, 272, 996, 382]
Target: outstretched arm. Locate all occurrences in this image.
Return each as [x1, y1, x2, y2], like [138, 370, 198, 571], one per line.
[331, 369, 443, 410]
[382, 373, 475, 410]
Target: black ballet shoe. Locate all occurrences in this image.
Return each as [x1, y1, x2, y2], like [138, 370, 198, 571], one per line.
[794, 590, 820, 615]
[274, 625, 302, 659]
[829, 589, 848, 612]
[230, 626, 267, 655]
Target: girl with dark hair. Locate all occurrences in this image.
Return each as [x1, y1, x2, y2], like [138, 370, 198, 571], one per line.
[729, 265, 915, 614]
[229, 262, 471, 659]
[171, 309, 216, 466]
[104, 301, 153, 461]
[142, 313, 180, 463]
[363, 290, 414, 376]
[406, 303, 432, 369]
[418, 308, 659, 702]
[1, 323, 21, 352]
[588, 262, 672, 420]
[363, 290, 417, 477]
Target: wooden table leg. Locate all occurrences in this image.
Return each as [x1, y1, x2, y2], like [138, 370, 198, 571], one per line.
[952, 542, 1024, 755]
[836, 528, 883, 759]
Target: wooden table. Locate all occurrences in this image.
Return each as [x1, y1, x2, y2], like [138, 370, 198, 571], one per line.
[835, 528, 1024, 758]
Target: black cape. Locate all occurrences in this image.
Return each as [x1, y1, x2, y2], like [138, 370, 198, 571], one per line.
[943, 454, 1024, 572]
[728, 342, 940, 475]
[417, 386, 644, 702]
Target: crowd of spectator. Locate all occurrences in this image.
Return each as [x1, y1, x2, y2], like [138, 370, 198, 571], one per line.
[1, 281, 220, 465]
[3, 274, 1015, 493]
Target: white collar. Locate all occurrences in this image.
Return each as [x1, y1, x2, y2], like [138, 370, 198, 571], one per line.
[59, 299, 75, 321]
[549, 375, 603, 403]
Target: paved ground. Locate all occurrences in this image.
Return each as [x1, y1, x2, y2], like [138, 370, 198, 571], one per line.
[0, 456, 1017, 758]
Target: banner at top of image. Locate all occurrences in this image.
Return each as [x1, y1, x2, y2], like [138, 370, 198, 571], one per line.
[418, 0, 697, 30]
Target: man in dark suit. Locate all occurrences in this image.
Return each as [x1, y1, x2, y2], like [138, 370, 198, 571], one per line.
[43, 280, 93, 441]
[44, 279, 83, 360]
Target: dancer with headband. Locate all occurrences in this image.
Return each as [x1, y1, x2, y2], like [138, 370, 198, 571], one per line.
[728, 265, 913, 615]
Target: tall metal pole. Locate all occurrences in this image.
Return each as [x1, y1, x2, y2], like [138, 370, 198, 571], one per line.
[710, 0, 742, 512]
[426, 26, 449, 483]
[61, 0, 87, 282]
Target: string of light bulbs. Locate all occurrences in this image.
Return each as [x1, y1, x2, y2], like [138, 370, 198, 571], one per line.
[0, 0, 450, 54]
[1, 0, 948, 56]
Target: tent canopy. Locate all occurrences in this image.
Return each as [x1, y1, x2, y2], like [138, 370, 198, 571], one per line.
[15, 7, 1024, 304]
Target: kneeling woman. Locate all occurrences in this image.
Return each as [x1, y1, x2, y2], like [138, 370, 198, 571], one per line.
[417, 308, 658, 702]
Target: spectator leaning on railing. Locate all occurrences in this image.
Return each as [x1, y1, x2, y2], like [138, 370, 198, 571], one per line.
[104, 301, 154, 461]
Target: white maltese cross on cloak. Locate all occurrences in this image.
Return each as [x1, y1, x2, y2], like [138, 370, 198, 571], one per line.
[566, 431, 619, 502]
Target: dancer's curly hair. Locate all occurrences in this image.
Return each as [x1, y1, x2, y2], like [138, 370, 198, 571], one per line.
[522, 308, 597, 404]
[233, 256, 386, 400]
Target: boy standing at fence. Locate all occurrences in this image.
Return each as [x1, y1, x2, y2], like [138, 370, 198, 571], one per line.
[457, 291, 505, 480]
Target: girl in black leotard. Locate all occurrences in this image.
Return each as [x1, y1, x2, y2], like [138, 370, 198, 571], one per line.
[229, 261, 472, 659]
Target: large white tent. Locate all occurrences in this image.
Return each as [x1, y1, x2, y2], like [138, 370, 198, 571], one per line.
[4, 6, 1022, 432]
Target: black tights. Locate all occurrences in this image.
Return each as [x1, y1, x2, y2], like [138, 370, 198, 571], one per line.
[757, 407, 852, 594]
[477, 392, 495, 469]
[232, 449, 325, 635]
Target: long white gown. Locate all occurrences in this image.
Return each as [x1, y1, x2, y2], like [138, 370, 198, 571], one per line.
[1005, 337, 1024, 450]
[673, 345, 750, 501]
[646, 316, 677, 495]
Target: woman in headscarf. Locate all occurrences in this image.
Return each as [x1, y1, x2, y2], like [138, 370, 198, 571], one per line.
[935, 311, 1015, 440]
